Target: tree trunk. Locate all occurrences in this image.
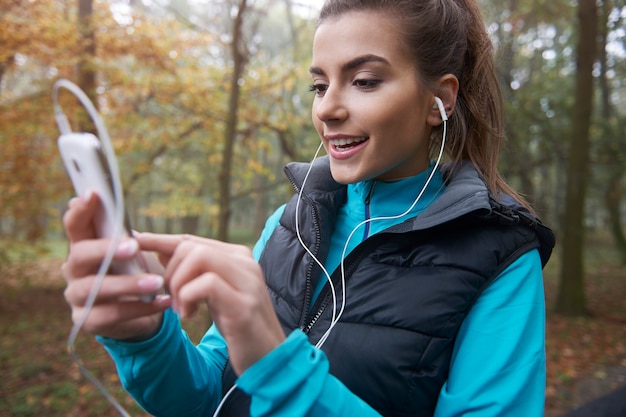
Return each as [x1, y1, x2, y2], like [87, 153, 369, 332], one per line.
[145, 215, 155, 233]
[253, 149, 269, 236]
[283, 0, 299, 60]
[605, 172, 626, 265]
[217, 0, 249, 242]
[556, 0, 598, 316]
[77, 0, 97, 132]
[181, 216, 200, 235]
[0, 56, 14, 97]
[598, 0, 626, 265]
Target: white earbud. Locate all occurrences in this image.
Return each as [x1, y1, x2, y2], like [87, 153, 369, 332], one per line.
[434, 97, 448, 121]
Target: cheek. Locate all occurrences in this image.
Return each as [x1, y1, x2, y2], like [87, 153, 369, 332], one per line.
[372, 108, 411, 136]
[313, 119, 322, 134]
[362, 93, 412, 128]
[382, 99, 425, 134]
[311, 107, 323, 134]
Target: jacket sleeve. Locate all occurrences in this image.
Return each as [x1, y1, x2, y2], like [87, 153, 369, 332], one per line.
[237, 330, 382, 417]
[434, 249, 546, 416]
[252, 204, 285, 259]
[98, 309, 228, 416]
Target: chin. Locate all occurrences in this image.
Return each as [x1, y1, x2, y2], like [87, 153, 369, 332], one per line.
[329, 166, 365, 185]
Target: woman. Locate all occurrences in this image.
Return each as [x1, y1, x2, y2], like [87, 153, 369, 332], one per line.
[62, 0, 555, 416]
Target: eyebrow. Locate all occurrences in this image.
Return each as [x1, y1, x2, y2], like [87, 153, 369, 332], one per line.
[309, 54, 390, 75]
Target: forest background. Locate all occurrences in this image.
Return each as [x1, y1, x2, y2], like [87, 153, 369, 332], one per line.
[1, 0, 625, 416]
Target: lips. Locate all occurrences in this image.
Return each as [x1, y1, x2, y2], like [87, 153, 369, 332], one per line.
[325, 135, 369, 160]
[328, 136, 368, 150]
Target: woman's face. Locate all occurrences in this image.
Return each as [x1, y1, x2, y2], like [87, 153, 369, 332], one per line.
[311, 10, 435, 183]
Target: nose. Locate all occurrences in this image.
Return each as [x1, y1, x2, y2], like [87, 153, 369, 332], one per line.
[313, 86, 348, 123]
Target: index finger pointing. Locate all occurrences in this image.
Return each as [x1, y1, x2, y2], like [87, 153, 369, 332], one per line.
[136, 233, 241, 254]
[134, 232, 185, 255]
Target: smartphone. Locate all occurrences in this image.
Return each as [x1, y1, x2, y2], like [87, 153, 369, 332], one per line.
[58, 132, 148, 276]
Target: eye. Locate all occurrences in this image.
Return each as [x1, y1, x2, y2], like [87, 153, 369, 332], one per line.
[309, 83, 328, 97]
[353, 79, 381, 90]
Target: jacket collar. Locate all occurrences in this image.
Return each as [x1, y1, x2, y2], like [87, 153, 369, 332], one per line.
[285, 157, 491, 230]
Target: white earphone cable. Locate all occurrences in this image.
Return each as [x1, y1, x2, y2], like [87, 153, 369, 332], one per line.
[53, 79, 131, 417]
[299, 117, 448, 349]
[293, 142, 340, 345]
[210, 142, 334, 416]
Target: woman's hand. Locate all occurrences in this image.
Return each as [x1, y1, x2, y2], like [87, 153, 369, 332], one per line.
[137, 232, 286, 375]
[61, 192, 172, 341]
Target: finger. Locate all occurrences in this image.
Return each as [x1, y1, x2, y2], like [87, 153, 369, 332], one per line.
[63, 238, 140, 280]
[72, 296, 171, 338]
[165, 244, 263, 324]
[141, 251, 166, 275]
[176, 271, 238, 319]
[164, 241, 235, 299]
[135, 232, 188, 256]
[175, 271, 284, 375]
[64, 274, 165, 306]
[136, 232, 248, 258]
[63, 191, 100, 242]
[165, 242, 257, 293]
[165, 241, 208, 298]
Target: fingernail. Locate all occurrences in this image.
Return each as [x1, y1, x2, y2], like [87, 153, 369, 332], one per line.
[80, 189, 93, 203]
[137, 275, 164, 291]
[154, 294, 172, 306]
[116, 239, 138, 256]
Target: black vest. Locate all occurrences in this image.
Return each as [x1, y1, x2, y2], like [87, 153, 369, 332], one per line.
[219, 159, 555, 417]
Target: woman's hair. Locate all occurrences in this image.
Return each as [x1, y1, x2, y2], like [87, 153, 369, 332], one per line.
[318, 0, 532, 211]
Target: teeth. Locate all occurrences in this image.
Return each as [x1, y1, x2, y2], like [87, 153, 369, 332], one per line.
[330, 137, 367, 147]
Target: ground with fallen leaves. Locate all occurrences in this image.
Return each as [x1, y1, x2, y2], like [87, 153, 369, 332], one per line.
[1, 233, 625, 417]
[543, 233, 626, 416]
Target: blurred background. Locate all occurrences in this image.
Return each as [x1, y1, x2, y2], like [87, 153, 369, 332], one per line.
[0, 0, 624, 416]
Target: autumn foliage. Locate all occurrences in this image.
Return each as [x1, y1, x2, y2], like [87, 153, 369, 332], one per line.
[1, 0, 316, 244]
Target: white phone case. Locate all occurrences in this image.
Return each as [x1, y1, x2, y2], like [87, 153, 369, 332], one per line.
[58, 132, 147, 276]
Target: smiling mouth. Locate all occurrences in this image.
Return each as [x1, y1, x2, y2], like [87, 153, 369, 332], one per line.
[329, 137, 368, 150]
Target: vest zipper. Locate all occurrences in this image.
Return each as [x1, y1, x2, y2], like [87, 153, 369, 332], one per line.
[298, 201, 323, 330]
[216, 356, 232, 417]
[301, 238, 379, 337]
[285, 170, 323, 329]
[363, 181, 376, 240]
[303, 182, 378, 337]
[299, 206, 321, 328]
[303, 294, 331, 333]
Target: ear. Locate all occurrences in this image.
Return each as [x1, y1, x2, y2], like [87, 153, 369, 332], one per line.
[427, 74, 459, 126]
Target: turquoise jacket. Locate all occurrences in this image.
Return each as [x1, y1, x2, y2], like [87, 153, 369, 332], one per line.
[100, 164, 547, 416]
